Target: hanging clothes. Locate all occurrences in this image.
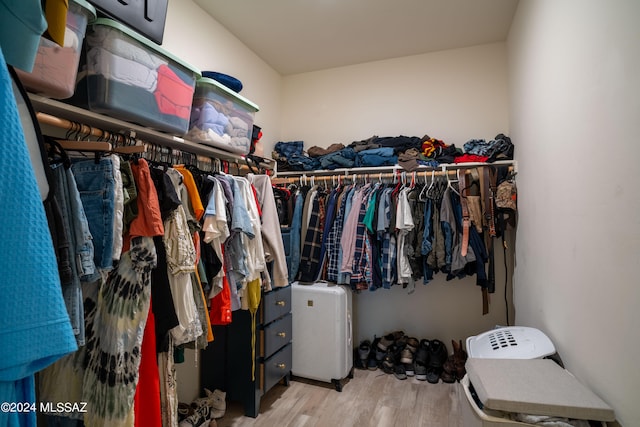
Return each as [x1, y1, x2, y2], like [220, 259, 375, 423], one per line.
[0, 51, 77, 427]
[282, 171, 494, 292]
[164, 167, 203, 347]
[248, 173, 289, 289]
[82, 158, 163, 427]
[298, 187, 326, 282]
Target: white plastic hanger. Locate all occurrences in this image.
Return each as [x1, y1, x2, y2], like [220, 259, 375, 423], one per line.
[446, 167, 460, 196]
[419, 169, 435, 201]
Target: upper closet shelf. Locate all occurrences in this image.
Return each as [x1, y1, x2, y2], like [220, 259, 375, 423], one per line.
[29, 94, 274, 168]
[272, 160, 517, 178]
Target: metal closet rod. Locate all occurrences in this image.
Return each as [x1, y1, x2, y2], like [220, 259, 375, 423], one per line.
[273, 168, 472, 185]
[272, 160, 517, 180]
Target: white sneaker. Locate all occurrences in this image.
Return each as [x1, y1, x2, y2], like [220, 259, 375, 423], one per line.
[192, 389, 226, 419]
[178, 404, 210, 427]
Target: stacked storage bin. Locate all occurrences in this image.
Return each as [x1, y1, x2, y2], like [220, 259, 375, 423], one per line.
[68, 18, 201, 136]
[15, 0, 97, 99]
[187, 77, 260, 155]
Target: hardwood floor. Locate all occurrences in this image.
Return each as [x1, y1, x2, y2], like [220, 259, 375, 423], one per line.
[214, 369, 463, 427]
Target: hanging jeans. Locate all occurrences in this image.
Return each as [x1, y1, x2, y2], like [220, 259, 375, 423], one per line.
[51, 163, 96, 345]
[71, 157, 115, 275]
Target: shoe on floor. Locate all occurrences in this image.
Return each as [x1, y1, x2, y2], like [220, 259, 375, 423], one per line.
[393, 362, 407, 380]
[178, 402, 194, 421]
[441, 339, 468, 382]
[414, 339, 430, 381]
[358, 340, 371, 367]
[426, 340, 448, 384]
[192, 389, 226, 419]
[381, 349, 396, 374]
[179, 403, 211, 427]
[404, 362, 415, 377]
[377, 334, 395, 352]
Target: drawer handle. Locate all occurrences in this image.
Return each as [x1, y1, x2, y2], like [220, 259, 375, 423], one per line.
[277, 332, 286, 338]
[275, 300, 286, 307]
[277, 363, 286, 369]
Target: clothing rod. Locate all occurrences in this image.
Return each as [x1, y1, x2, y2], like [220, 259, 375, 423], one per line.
[272, 160, 516, 179]
[37, 112, 124, 142]
[270, 168, 495, 185]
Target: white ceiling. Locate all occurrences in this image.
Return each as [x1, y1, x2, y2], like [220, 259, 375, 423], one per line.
[193, 0, 519, 76]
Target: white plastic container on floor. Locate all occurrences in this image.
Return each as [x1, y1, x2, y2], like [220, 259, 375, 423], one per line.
[291, 281, 353, 391]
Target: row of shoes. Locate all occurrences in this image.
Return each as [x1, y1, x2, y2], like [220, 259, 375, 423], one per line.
[178, 388, 226, 427]
[354, 331, 468, 384]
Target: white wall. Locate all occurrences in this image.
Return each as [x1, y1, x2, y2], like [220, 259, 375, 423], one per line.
[508, 1, 640, 425]
[281, 43, 508, 151]
[162, 0, 283, 156]
[281, 43, 513, 345]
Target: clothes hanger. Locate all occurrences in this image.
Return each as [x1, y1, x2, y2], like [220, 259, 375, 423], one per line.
[419, 169, 435, 201]
[111, 133, 146, 155]
[44, 136, 72, 169]
[445, 168, 460, 196]
[52, 122, 112, 154]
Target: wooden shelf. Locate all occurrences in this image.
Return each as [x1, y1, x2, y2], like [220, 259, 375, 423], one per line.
[29, 93, 275, 168]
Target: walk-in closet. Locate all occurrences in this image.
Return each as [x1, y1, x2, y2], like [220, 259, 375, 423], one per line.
[1, 1, 637, 426]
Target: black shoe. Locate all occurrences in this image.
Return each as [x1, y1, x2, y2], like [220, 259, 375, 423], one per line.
[414, 339, 430, 381]
[393, 363, 407, 380]
[367, 354, 379, 371]
[381, 345, 398, 374]
[426, 339, 448, 384]
[357, 340, 371, 368]
[373, 337, 386, 363]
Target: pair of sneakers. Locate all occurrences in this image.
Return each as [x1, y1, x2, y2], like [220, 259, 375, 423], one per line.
[179, 389, 226, 427]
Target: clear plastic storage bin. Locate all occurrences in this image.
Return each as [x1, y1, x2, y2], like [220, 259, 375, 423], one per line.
[69, 18, 200, 135]
[16, 0, 96, 99]
[187, 77, 259, 155]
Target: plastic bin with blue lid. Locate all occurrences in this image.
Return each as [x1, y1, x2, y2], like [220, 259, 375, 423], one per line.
[69, 18, 201, 136]
[187, 76, 259, 155]
[16, 0, 96, 99]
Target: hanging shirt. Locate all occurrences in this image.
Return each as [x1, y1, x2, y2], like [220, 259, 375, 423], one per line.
[0, 47, 77, 427]
[378, 187, 397, 288]
[396, 187, 415, 285]
[325, 185, 347, 283]
[288, 189, 304, 281]
[164, 168, 202, 346]
[202, 176, 229, 297]
[298, 189, 325, 283]
[248, 174, 289, 289]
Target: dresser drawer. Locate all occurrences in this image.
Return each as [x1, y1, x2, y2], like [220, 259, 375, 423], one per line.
[262, 285, 291, 325]
[261, 343, 292, 393]
[261, 313, 292, 358]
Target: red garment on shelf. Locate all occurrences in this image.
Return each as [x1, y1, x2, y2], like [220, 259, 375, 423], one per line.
[154, 64, 193, 120]
[454, 154, 489, 163]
